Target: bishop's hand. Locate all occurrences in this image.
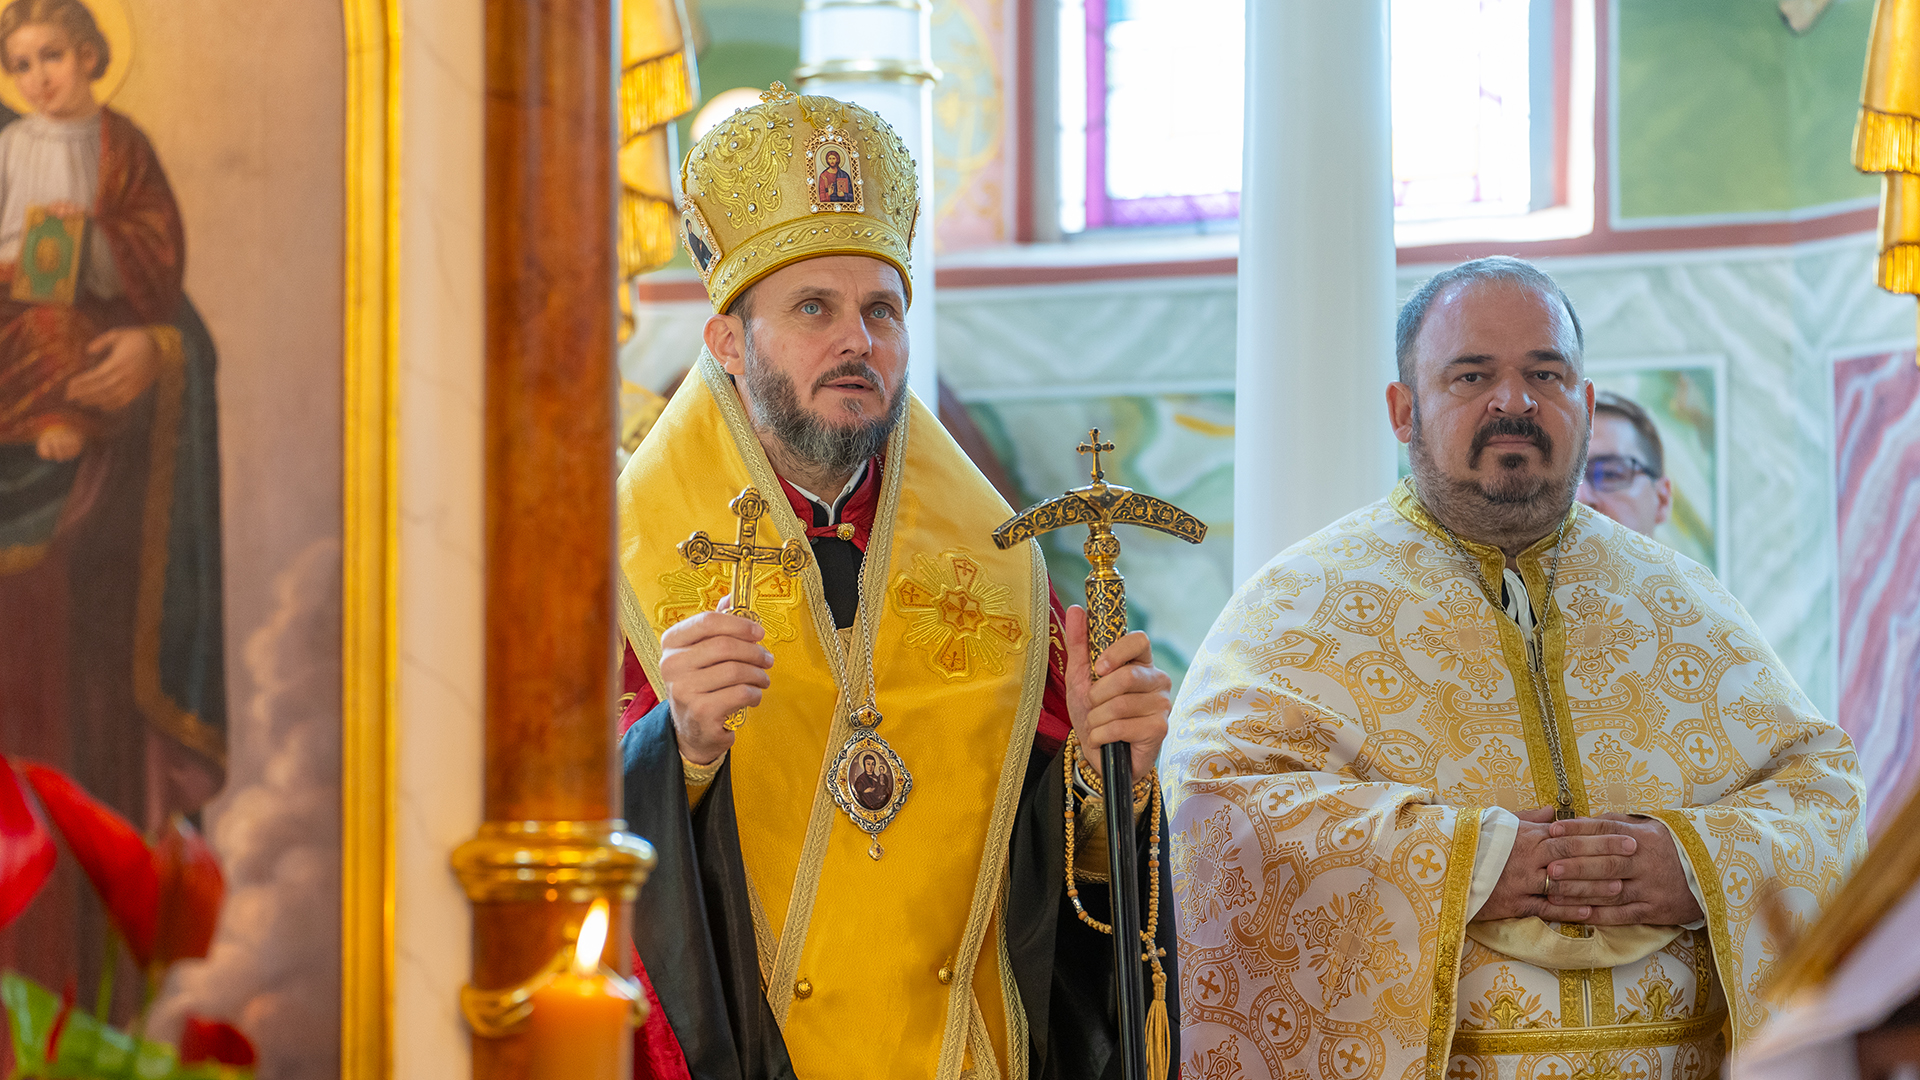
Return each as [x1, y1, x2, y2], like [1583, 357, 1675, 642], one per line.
[1474, 807, 1636, 923]
[1062, 604, 1171, 781]
[1546, 814, 1704, 926]
[658, 597, 773, 766]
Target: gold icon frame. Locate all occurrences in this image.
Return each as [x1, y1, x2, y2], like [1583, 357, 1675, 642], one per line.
[342, 1, 398, 1077]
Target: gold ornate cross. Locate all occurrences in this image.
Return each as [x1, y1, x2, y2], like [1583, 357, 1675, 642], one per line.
[679, 487, 810, 626]
[1077, 429, 1116, 482]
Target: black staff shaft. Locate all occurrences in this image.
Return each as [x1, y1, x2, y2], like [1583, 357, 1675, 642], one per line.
[1101, 740, 1147, 1080]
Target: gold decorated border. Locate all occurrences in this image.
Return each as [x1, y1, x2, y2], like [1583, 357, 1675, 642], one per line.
[1649, 810, 1740, 1043]
[1427, 807, 1483, 1080]
[1448, 1009, 1726, 1055]
[342, 1, 398, 1077]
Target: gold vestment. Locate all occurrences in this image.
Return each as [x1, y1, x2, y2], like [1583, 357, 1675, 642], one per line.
[1166, 482, 1864, 1080]
[618, 355, 1048, 1079]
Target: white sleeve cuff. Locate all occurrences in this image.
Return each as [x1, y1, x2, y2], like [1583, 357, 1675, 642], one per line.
[1466, 808, 1519, 920]
[1651, 818, 1709, 930]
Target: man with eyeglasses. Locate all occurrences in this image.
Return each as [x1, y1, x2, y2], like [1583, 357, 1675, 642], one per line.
[1576, 390, 1673, 537]
[1164, 256, 1862, 1080]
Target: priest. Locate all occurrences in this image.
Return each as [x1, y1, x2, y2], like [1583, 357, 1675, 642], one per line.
[617, 85, 1180, 1080]
[1165, 257, 1863, 1080]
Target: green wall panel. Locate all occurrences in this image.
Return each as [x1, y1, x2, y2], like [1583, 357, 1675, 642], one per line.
[1615, 0, 1876, 221]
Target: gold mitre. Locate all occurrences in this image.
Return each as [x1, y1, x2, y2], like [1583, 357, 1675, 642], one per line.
[678, 83, 919, 313]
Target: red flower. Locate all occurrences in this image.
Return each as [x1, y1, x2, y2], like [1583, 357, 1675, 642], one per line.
[20, 763, 157, 960]
[0, 760, 56, 931]
[179, 1015, 257, 1067]
[151, 816, 223, 966]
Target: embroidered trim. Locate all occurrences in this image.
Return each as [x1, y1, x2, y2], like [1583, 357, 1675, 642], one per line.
[1428, 807, 1484, 1080]
[1447, 1008, 1726, 1054]
[1649, 809, 1741, 1042]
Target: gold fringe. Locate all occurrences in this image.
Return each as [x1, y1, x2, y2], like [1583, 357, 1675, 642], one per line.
[1855, 107, 1920, 174]
[620, 188, 678, 283]
[1145, 967, 1170, 1080]
[621, 51, 695, 141]
[1880, 243, 1920, 293]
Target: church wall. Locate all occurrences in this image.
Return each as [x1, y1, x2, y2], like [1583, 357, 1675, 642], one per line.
[933, 232, 1913, 727]
[1612, 0, 1877, 221]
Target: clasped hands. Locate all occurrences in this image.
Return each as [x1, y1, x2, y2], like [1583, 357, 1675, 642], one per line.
[658, 598, 1171, 774]
[1473, 808, 1703, 926]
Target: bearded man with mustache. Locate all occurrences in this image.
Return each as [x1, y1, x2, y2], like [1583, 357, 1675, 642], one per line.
[614, 87, 1179, 1080]
[1163, 256, 1862, 1080]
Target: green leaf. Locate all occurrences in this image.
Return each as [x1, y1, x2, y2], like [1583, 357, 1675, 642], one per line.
[0, 970, 252, 1080]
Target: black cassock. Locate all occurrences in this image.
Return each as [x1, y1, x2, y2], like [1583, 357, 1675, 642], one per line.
[622, 511, 1181, 1080]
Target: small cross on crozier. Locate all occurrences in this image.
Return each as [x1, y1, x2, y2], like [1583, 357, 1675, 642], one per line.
[1077, 428, 1116, 483]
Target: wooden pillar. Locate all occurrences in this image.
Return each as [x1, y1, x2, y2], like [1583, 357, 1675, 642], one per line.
[453, 2, 654, 1077]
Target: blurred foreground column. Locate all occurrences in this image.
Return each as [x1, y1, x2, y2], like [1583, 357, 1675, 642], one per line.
[454, 2, 654, 1077]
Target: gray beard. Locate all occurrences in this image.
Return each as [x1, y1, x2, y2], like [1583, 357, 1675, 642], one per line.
[1407, 403, 1588, 553]
[741, 332, 907, 479]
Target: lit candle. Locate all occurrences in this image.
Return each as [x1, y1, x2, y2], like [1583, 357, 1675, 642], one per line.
[528, 899, 629, 1080]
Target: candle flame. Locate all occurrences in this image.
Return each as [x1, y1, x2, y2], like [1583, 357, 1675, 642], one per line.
[572, 898, 609, 978]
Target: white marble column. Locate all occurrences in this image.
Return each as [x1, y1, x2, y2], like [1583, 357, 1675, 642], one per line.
[797, 0, 940, 403]
[1232, 0, 1398, 584]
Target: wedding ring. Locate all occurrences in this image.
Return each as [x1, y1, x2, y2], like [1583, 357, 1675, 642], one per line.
[1542, 870, 1552, 896]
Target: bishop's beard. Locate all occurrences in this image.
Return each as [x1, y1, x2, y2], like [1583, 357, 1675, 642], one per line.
[1407, 402, 1588, 552]
[741, 331, 907, 480]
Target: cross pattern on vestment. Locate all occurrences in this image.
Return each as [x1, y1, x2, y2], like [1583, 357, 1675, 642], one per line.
[1366, 667, 1398, 696]
[1540, 1064, 1570, 1080]
[679, 487, 811, 626]
[1688, 736, 1715, 766]
[1077, 428, 1116, 482]
[1659, 589, 1687, 612]
[1337, 1045, 1368, 1074]
[1623, 1064, 1648, 1080]
[1412, 848, 1443, 880]
[1448, 1062, 1478, 1080]
[1673, 660, 1701, 687]
[1266, 1005, 1292, 1037]
[1345, 594, 1377, 620]
[1197, 970, 1223, 999]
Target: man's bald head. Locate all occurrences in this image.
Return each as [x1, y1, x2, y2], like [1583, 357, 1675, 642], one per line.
[1396, 256, 1586, 387]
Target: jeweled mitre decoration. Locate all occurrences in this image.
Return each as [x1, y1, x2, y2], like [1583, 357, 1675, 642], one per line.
[678, 82, 921, 314]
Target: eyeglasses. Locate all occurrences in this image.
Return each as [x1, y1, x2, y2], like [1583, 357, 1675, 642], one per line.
[1583, 455, 1656, 493]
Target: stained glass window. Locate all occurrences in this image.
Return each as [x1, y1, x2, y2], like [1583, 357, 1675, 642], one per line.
[1060, 0, 1551, 233]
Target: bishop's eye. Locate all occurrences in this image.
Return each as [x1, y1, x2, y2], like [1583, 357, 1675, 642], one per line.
[800, 300, 823, 315]
[868, 305, 892, 320]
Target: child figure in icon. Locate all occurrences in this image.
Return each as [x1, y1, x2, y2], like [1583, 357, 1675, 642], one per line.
[816, 148, 855, 204]
[0, 0, 185, 463]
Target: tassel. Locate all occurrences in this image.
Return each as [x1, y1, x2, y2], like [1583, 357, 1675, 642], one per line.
[1146, 965, 1170, 1080]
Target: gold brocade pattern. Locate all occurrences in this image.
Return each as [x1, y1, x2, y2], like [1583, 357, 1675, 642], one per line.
[1166, 482, 1864, 1080]
[616, 354, 1044, 1080]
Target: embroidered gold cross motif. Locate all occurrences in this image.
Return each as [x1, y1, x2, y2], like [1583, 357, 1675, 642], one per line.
[890, 550, 1025, 680]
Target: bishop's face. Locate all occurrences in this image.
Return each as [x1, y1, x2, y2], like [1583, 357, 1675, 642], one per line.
[1390, 279, 1594, 551]
[710, 254, 911, 482]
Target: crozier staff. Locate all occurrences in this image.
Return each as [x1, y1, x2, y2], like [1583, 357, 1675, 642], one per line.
[616, 84, 1180, 1080]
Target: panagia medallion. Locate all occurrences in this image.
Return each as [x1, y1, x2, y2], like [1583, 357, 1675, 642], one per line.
[827, 703, 912, 859]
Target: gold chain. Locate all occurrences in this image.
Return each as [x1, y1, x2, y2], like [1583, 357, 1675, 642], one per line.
[1061, 734, 1166, 975]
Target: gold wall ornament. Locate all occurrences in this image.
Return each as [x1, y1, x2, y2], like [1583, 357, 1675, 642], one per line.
[452, 819, 657, 905]
[991, 428, 1205, 1080]
[679, 487, 811, 729]
[618, 0, 698, 338]
[1853, 0, 1920, 355]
